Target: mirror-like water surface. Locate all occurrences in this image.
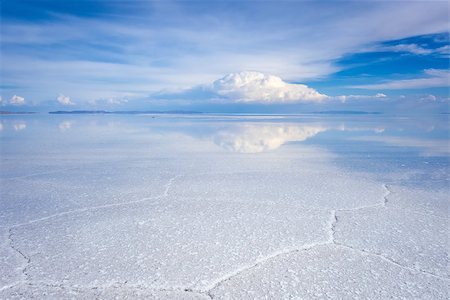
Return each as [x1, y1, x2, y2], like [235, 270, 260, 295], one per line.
[0, 114, 448, 298]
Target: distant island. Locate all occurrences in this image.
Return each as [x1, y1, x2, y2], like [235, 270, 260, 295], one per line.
[0, 111, 36, 114]
[312, 111, 381, 115]
[49, 110, 203, 115]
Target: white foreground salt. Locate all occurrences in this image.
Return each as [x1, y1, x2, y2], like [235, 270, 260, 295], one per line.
[0, 115, 448, 299]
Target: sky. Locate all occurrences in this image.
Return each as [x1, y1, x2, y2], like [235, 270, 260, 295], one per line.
[0, 0, 449, 113]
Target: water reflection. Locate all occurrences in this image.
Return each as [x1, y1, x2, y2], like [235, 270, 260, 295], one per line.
[59, 121, 73, 132]
[337, 123, 385, 133]
[43, 116, 446, 156]
[213, 125, 326, 153]
[13, 122, 27, 131]
[1, 114, 447, 159]
[354, 136, 450, 156]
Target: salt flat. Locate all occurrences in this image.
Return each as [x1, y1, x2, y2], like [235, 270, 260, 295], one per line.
[0, 114, 448, 299]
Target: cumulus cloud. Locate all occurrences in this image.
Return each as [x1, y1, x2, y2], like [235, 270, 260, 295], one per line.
[351, 69, 450, 90]
[159, 71, 393, 105]
[57, 94, 75, 105]
[9, 95, 25, 105]
[210, 71, 328, 103]
[213, 124, 326, 153]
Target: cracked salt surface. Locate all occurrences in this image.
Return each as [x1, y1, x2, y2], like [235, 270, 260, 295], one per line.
[7, 199, 330, 290]
[209, 244, 449, 299]
[0, 229, 24, 289]
[169, 171, 386, 210]
[334, 206, 449, 279]
[0, 164, 178, 228]
[384, 185, 449, 218]
[1, 283, 210, 299]
[1, 114, 449, 298]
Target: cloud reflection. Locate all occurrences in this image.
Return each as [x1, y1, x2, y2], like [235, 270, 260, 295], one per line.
[59, 120, 73, 132]
[13, 122, 27, 131]
[213, 125, 326, 153]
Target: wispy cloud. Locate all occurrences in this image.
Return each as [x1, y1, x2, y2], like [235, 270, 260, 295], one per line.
[420, 94, 437, 102]
[9, 95, 25, 105]
[351, 69, 450, 90]
[57, 94, 75, 105]
[88, 97, 129, 106]
[386, 44, 433, 55]
[334, 93, 387, 102]
[13, 122, 27, 131]
[373, 43, 448, 56]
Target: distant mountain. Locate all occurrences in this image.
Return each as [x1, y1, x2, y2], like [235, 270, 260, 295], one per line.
[49, 110, 108, 114]
[313, 110, 381, 115]
[49, 110, 203, 114]
[0, 111, 36, 114]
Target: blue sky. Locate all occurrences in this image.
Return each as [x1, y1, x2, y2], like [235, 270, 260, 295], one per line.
[1, 0, 449, 112]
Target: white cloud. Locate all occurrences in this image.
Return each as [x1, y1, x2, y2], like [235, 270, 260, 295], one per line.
[334, 93, 388, 102]
[362, 44, 450, 56]
[210, 71, 328, 103]
[213, 124, 326, 153]
[105, 97, 129, 105]
[424, 69, 449, 77]
[13, 122, 27, 131]
[420, 94, 437, 102]
[351, 69, 450, 90]
[164, 71, 393, 104]
[9, 95, 25, 105]
[88, 97, 129, 106]
[57, 94, 75, 105]
[378, 44, 433, 55]
[377, 43, 449, 57]
[436, 45, 449, 56]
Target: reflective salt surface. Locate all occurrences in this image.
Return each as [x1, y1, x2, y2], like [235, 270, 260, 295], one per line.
[0, 114, 448, 299]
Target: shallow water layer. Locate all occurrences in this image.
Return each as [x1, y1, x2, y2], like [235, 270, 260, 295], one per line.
[0, 114, 449, 298]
